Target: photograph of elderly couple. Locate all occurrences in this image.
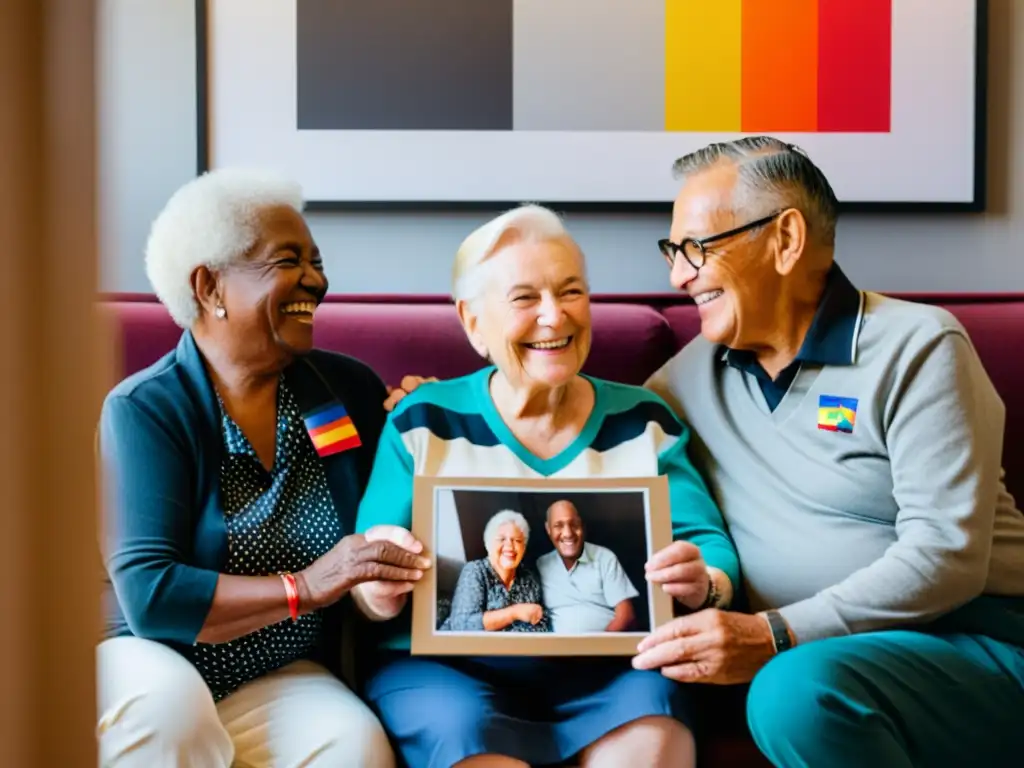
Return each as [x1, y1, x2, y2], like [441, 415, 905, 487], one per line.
[432, 487, 652, 637]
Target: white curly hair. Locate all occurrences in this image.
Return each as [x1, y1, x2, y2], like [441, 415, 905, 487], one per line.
[483, 510, 530, 548]
[144, 168, 305, 328]
[451, 204, 585, 307]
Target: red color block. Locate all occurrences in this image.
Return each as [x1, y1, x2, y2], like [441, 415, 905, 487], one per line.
[817, 0, 892, 132]
[317, 433, 362, 458]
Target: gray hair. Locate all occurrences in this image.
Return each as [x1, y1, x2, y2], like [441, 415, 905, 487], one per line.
[144, 168, 305, 328]
[671, 136, 840, 246]
[483, 510, 530, 548]
[451, 204, 584, 307]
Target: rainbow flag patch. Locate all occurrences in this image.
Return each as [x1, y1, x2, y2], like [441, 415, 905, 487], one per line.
[303, 402, 362, 457]
[818, 395, 858, 434]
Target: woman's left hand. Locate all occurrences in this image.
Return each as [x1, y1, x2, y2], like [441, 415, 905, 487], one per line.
[645, 541, 711, 610]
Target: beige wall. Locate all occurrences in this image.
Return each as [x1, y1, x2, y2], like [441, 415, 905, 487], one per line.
[100, 0, 1022, 294]
[0, 1, 104, 765]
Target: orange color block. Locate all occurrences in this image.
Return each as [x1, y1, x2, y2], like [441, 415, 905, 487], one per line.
[741, 0, 819, 132]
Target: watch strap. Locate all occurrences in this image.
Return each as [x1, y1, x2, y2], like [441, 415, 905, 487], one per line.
[698, 569, 720, 610]
[763, 609, 794, 654]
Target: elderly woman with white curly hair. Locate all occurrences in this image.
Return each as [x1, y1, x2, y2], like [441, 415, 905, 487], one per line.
[440, 510, 550, 633]
[352, 204, 740, 768]
[95, 168, 429, 768]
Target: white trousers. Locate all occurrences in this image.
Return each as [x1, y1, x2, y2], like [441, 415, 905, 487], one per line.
[97, 637, 395, 768]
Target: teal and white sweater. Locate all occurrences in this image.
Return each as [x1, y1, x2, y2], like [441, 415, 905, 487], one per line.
[354, 366, 740, 649]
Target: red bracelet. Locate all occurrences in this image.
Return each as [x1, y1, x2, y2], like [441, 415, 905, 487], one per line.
[280, 572, 300, 622]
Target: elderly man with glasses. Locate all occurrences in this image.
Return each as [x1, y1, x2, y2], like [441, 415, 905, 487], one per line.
[634, 136, 1024, 766]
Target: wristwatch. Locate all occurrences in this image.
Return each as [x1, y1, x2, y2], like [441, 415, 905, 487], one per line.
[698, 570, 720, 610]
[762, 610, 794, 654]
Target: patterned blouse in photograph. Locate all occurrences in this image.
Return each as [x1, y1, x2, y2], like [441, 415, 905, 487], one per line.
[441, 509, 551, 633]
[441, 561, 551, 633]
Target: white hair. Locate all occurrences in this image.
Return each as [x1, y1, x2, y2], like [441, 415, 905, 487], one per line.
[451, 203, 579, 306]
[483, 510, 530, 548]
[144, 168, 305, 328]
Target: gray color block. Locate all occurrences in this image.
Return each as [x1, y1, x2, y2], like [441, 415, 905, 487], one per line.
[512, 0, 665, 131]
[296, 0, 513, 130]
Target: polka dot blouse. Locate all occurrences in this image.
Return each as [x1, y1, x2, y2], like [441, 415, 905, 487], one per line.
[191, 376, 342, 702]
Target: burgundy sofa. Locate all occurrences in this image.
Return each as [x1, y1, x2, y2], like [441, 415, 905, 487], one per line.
[99, 291, 1024, 767]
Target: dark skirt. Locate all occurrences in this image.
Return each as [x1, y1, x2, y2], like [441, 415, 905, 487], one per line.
[363, 654, 694, 768]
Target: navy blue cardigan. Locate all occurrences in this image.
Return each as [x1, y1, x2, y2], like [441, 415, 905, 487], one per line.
[98, 331, 388, 669]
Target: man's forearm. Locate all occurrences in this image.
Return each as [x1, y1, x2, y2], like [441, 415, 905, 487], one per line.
[482, 606, 520, 631]
[776, 543, 986, 643]
[605, 599, 635, 632]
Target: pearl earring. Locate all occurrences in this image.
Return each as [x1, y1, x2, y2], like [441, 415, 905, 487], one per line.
[215, 305, 227, 319]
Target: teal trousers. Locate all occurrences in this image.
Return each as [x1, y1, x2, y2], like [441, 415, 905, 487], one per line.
[745, 630, 1024, 767]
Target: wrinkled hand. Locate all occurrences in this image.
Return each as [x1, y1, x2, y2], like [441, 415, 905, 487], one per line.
[354, 526, 435, 622]
[645, 541, 710, 610]
[384, 375, 438, 412]
[360, 525, 430, 602]
[632, 609, 778, 685]
[515, 603, 544, 625]
[298, 529, 430, 611]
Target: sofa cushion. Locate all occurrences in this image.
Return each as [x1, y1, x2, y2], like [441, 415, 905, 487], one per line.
[102, 300, 678, 391]
[940, 302, 1024, 505]
[662, 305, 703, 352]
[583, 304, 677, 385]
[312, 303, 482, 385]
[100, 302, 184, 376]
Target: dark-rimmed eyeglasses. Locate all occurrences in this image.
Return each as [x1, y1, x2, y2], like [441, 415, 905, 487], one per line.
[657, 211, 783, 272]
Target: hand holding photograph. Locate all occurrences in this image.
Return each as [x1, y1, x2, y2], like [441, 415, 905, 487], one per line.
[409, 476, 674, 656]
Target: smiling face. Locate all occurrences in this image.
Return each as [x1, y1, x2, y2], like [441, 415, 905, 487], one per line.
[488, 521, 527, 572]
[206, 204, 328, 367]
[460, 237, 591, 390]
[545, 501, 584, 561]
[667, 163, 782, 349]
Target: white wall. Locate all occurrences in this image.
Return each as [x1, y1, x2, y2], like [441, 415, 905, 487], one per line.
[98, 0, 1023, 295]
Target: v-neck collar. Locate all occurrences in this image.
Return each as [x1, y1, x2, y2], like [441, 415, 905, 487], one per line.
[216, 376, 289, 474]
[473, 367, 604, 476]
[736, 361, 823, 425]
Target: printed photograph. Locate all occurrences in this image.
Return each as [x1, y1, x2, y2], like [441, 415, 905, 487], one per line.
[409, 476, 673, 656]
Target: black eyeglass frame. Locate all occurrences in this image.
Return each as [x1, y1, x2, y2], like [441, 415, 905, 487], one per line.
[657, 210, 783, 272]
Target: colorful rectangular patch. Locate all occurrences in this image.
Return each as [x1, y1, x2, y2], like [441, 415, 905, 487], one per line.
[818, 395, 858, 434]
[303, 402, 362, 457]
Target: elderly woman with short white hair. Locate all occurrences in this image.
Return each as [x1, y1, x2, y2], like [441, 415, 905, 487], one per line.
[96, 168, 428, 767]
[352, 205, 741, 768]
[441, 510, 550, 632]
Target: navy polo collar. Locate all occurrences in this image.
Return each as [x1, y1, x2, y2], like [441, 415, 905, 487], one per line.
[721, 263, 864, 370]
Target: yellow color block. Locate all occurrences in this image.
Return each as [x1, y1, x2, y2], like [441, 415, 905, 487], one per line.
[665, 0, 742, 131]
[312, 422, 357, 447]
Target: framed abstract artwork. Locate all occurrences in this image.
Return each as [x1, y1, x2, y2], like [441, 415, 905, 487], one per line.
[407, 475, 674, 656]
[197, 0, 988, 211]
